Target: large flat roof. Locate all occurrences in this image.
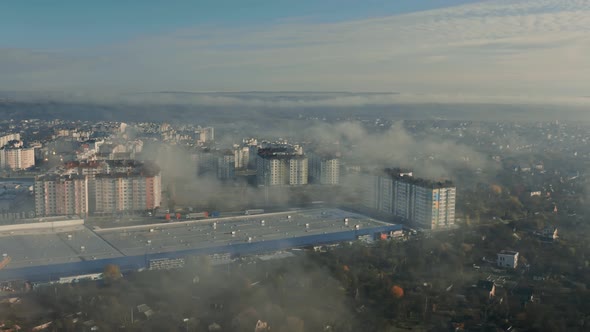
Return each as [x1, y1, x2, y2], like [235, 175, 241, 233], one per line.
[0, 209, 395, 272]
[94, 209, 390, 256]
[0, 226, 122, 269]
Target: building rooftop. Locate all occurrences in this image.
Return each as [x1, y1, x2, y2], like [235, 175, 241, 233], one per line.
[0, 226, 122, 269]
[381, 168, 453, 188]
[257, 147, 303, 160]
[35, 173, 87, 181]
[0, 209, 395, 272]
[95, 209, 389, 257]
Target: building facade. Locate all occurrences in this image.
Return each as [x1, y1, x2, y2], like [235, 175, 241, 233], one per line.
[289, 157, 308, 185]
[497, 250, 519, 269]
[257, 148, 308, 186]
[217, 153, 236, 180]
[0, 147, 35, 170]
[35, 175, 88, 217]
[257, 157, 287, 186]
[35, 160, 161, 216]
[94, 172, 161, 214]
[309, 153, 340, 185]
[360, 169, 456, 229]
[0, 133, 20, 148]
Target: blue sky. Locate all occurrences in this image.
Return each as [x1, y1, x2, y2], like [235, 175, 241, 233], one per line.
[2, 0, 481, 48]
[1, 0, 588, 105]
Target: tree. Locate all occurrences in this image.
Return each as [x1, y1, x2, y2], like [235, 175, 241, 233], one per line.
[103, 264, 122, 281]
[391, 285, 404, 299]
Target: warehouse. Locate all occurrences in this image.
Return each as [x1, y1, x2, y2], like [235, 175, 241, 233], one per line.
[0, 209, 402, 282]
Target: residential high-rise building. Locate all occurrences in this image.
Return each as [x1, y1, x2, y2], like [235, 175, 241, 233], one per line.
[257, 148, 308, 186]
[409, 181, 456, 229]
[359, 174, 380, 210]
[196, 149, 218, 176]
[64, 161, 108, 212]
[289, 156, 308, 185]
[0, 146, 35, 170]
[94, 163, 161, 213]
[196, 127, 215, 143]
[217, 152, 236, 180]
[309, 153, 340, 185]
[234, 146, 250, 169]
[0, 133, 20, 147]
[257, 156, 288, 186]
[360, 169, 455, 229]
[35, 174, 88, 217]
[35, 160, 161, 216]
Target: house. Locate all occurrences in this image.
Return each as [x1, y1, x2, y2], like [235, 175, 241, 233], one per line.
[497, 250, 519, 269]
[137, 304, 154, 319]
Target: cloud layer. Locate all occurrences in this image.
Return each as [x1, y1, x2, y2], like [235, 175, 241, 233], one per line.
[1, 0, 589, 104]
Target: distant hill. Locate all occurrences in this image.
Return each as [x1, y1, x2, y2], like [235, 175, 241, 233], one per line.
[0, 91, 587, 123]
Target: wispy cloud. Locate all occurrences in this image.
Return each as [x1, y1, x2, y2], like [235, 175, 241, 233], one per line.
[1, 0, 589, 104]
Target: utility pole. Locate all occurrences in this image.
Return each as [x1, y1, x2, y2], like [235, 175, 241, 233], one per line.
[424, 295, 428, 321]
[183, 318, 189, 332]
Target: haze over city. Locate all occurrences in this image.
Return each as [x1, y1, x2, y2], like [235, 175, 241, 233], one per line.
[1, 1, 590, 332]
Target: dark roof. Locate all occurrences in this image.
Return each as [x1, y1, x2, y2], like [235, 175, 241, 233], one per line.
[257, 147, 303, 160]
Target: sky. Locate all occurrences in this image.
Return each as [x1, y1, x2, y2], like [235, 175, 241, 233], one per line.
[1, 0, 589, 105]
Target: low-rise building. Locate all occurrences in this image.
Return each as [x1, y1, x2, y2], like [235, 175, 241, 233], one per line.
[497, 250, 519, 269]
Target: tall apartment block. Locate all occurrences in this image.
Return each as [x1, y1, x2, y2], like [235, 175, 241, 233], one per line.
[0, 147, 35, 170]
[0, 134, 35, 170]
[35, 160, 161, 216]
[217, 152, 236, 180]
[196, 149, 218, 176]
[257, 148, 308, 186]
[309, 153, 340, 185]
[196, 127, 215, 143]
[35, 174, 88, 217]
[94, 172, 161, 214]
[0, 133, 21, 147]
[410, 179, 456, 229]
[360, 169, 455, 229]
[289, 156, 308, 185]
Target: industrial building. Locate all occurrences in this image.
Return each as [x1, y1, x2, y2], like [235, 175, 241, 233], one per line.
[0, 209, 402, 282]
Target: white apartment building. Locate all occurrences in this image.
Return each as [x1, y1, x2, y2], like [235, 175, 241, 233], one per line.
[0, 147, 35, 170]
[257, 157, 288, 186]
[94, 172, 161, 213]
[36, 160, 161, 216]
[257, 148, 308, 186]
[411, 184, 456, 229]
[360, 169, 456, 230]
[35, 175, 88, 217]
[289, 157, 308, 185]
[0, 133, 20, 147]
[234, 146, 250, 169]
[309, 153, 340, 185]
